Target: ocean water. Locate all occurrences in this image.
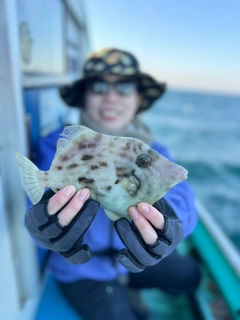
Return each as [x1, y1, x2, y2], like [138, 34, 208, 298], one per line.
[143, 89, 240, 252]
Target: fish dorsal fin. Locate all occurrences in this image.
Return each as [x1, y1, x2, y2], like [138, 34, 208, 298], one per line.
[55, 125, 93, 158]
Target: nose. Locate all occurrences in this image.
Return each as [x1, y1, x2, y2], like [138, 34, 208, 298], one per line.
[104, 86, 119, 102]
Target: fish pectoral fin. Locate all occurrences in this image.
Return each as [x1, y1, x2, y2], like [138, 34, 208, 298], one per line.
[104, 209, 122, 221]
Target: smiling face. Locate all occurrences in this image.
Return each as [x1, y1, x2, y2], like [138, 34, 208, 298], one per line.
[84, 75, 142, 130]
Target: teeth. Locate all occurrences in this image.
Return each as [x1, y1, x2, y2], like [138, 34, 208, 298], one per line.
[128, 184, 137, 196]
[102, 110, 118, 117]
[129, 175, 140, 188]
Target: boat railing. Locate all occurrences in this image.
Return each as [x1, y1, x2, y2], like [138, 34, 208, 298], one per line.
[191, 199, 240, 319]
[195, 199, 240, 278]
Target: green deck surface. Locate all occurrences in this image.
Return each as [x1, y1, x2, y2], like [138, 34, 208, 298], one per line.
[191, 220, 240, 320]
[141, 289, 195, 320]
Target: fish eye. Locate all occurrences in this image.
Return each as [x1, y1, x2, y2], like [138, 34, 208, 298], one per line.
[136, 154, 151, 167]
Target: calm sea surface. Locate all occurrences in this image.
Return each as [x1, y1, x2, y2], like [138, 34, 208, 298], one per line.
[143, 89, 240, 251]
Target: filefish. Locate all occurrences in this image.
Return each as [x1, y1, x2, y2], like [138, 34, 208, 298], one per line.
[15, 125, 188, 221]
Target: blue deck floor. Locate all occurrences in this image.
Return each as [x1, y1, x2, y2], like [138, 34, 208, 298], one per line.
[36, 274, 80, 320]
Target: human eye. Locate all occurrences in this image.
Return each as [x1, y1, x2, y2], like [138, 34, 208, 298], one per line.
[116, 82, 137, 95]
[91, 82, 108, 94]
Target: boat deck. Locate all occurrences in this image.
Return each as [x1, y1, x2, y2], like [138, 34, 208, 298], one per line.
[35, 240, 233, 320]
[35, 272, 196, 320]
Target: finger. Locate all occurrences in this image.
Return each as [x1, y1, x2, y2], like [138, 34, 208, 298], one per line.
[48, 185, 77, 215]
[129, 206, 158, 245]
[61, 244, 93, 264]
[114, 219, 157, 266]
[137, 203, 165, 230]
[116, 249, 146, 273]
[50, 200, 100, 252]
[58, 188, 90, 226]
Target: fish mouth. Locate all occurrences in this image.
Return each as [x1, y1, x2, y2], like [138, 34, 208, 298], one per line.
[122, 171, 141, 196]
[128, 172, 141, 188]
[180, 171, 188, 181]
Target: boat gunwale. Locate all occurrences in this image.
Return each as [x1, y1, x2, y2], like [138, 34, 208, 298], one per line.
[196, 199, 240, 278]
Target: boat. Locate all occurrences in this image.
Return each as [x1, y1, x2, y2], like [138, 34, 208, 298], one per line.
[34, 200, 240, 320]
[1, 1, 239, 319]
[189, 200, 240, 320]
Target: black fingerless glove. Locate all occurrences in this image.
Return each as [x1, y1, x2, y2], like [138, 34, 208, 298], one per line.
[114, 198, 184, 273]
[25, 191, 100, 264]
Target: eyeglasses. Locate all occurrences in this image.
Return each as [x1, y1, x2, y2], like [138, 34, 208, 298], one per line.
[86, 80, 138, 96]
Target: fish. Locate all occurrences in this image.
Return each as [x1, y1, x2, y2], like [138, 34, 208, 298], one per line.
[15, 125, 188, 221]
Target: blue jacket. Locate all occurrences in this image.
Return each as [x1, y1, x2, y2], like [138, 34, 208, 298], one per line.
[33, 127, 198, 282]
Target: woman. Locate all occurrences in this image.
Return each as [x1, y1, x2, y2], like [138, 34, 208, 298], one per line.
[26, 48, 201, 320]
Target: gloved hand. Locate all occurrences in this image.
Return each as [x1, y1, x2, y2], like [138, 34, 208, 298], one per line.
[25, 187, 100, 264]
[114, 198, 184, 273]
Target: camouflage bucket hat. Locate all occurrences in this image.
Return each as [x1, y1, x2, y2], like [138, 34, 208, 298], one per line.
[59, 48, 166, 111]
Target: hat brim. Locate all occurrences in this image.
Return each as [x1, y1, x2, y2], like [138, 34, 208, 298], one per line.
[59, 73, 166, 111]
[136, 73, 166, 111]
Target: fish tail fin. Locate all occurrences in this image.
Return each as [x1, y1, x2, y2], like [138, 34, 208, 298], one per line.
[15, 152, 45, 204]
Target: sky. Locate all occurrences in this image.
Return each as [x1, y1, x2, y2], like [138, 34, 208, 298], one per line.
[84, 0, 240, 95]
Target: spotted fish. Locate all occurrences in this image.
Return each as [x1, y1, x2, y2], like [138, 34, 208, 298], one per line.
[15, 125, 188, 221]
